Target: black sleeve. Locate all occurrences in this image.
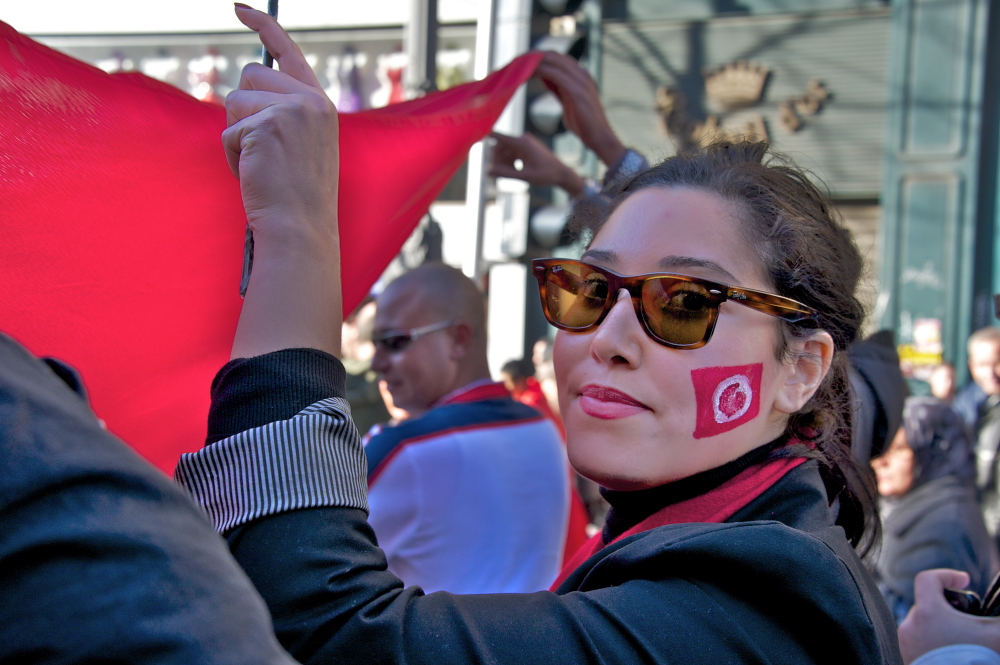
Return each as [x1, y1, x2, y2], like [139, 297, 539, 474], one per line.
[0, 334, 295, 665]
[882, 502, 995, 604]
[225, 507, 899, 665]
[207, 348, 346, 443]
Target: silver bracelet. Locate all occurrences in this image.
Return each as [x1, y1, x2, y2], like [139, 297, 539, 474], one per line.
[603, 149, 648, 195]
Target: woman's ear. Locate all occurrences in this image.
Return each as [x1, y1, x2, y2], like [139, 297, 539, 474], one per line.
[772, 330, 835, 414]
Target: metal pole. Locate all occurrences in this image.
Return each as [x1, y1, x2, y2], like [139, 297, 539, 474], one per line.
[465, 0, 497, 284]
[404, 0, 438, 96]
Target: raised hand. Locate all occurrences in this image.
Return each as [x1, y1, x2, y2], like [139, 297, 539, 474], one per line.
[489, 132, 585, 197]
[226, 4, 342, 359]
[534, 52, 626, 168]
[225, 3, 338, 248]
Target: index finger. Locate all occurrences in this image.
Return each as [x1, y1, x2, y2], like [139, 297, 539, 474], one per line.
[536, 52, 590, 88]
[234, 4, 321, 89]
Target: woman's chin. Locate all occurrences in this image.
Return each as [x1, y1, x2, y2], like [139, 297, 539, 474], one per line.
[567, 434, 671, 491]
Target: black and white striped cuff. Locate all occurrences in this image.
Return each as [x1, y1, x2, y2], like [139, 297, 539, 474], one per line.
[174, 397, 368, 533]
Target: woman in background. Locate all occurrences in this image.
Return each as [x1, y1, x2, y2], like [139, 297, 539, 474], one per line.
[873, 396, 997, 623]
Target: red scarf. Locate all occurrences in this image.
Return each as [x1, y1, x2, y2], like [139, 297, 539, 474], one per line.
[550, 452, 806, 590]
[0, 21, 541, 472]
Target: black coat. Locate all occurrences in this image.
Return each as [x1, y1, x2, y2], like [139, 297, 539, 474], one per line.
[225, 462, 901, 664]
[0, 334, 294, 664]
[199, 351, 904, 665]
[877, 475, 997, 622]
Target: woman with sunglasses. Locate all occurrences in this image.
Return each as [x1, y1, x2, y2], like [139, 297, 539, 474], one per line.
[177, 7, 901, 664]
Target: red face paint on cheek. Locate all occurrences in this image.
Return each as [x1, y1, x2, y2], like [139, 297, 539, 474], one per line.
[691, 363, 763, 439]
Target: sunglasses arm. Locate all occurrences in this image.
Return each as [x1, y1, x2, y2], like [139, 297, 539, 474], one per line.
[726, 288, 819, 324]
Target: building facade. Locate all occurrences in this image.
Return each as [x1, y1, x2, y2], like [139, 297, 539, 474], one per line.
[17, 0, 1000, 387]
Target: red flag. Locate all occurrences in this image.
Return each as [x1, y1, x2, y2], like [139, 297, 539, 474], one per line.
[0, 22, 541, 472]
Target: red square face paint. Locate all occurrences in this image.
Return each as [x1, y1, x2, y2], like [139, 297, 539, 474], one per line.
[691, 363, 763, 439]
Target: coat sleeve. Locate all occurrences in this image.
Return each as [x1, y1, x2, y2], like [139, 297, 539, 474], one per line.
[0, 334, 297, 665]
[174, 349, 901, 665]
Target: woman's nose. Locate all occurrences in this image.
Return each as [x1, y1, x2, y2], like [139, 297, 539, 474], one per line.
[589, 288, 644, 367]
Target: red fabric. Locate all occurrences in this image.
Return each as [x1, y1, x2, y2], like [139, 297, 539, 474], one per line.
[692, 363, 763, 439]
[549, 452, 806, 590]
[0, 21, 541, 473]
[563, 483, 591, 566]
[510, 380, 586, 563]
[514, 377, 565, 439]
[437, 381, 512, 406]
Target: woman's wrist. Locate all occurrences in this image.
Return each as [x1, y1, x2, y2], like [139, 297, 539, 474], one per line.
[589, 134, 627, 170]
[559, 170, 586, 198]
[232, 217, 342, 361]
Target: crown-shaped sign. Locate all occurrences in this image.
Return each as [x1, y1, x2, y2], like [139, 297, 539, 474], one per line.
[703, 61, 770, 109]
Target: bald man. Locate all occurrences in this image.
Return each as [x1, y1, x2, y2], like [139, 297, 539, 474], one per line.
[364, 263, 570, 594]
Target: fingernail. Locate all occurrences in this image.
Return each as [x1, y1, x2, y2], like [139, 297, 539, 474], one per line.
[234, 2, 253, 9]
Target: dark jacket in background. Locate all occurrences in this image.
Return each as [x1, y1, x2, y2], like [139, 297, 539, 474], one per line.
[954, 381, 989, 431]
[0, 333, 295, 664]
[849, 332, 908, 463]
[878, 475, 996, 623]
[876, 397, 997, 623]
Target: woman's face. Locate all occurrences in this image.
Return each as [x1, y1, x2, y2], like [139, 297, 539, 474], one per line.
[871, 427, 915, 497]
[555, 186, 804, 490]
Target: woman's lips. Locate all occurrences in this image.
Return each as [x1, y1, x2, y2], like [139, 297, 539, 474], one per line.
[578, 384, 650, 420]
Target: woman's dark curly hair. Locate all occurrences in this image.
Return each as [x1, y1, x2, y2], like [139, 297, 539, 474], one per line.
[573, 140, 879, 555]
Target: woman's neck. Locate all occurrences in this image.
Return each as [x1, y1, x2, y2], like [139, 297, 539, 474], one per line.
[600, 436, 787, 543]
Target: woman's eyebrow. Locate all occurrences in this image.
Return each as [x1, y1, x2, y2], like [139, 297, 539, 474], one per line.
[581, 249, 616, 264]
[657, 255, 739, 283]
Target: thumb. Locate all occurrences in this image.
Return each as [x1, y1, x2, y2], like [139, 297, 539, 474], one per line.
[913, 569, 972, 606]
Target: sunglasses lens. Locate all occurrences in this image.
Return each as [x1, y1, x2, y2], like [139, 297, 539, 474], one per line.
[544, 263, 609, 329]
[642, 278, 714, 346]
[379, 335, 411, 352]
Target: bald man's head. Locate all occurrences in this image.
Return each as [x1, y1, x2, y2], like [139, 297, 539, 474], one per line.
[371, 263, 492, 413]
[382, 263, 486, 341]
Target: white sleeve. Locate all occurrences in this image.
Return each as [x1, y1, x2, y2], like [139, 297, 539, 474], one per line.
[367, 449, 421, 568]
[912, 645, 1000, 665]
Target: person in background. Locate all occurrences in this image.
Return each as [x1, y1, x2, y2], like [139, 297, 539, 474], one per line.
[872, 397, 997, 624]
[501, 356, 592, 556]
[898, 569, 1000, 665]
[848, 329, 908, 464]
[532, 336, 563, 423]
[532, 335, 551, 371]
[373, 378, 409, 429]
[930, 363, 957, 404]
[966, 330, 1000, 545]
[501, 357, 560, 431]
[341, 298, 391, 434]
[954, 327, 1000, 431]
[490, 52, 649, 217]
[534, 337, 610, 529]
[362, 262, 571, 593]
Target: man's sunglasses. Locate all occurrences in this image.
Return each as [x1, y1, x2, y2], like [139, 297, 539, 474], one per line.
[531, 259, 818, 350]
[372, 320, 455, 353]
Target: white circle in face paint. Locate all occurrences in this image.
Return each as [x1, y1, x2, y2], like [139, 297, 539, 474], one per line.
[713, 374, 752, 424]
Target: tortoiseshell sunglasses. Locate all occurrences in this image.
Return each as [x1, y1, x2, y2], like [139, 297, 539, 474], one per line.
[531, 259, 819, 350]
